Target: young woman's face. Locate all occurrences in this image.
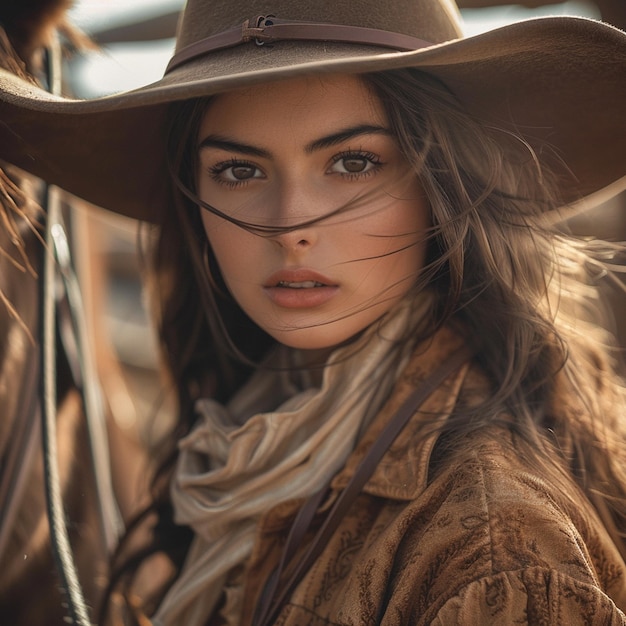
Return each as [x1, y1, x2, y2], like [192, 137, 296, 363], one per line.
[197, 74, 430, 350]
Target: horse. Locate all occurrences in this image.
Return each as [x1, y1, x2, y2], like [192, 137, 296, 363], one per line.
[0, 2, 147, 623]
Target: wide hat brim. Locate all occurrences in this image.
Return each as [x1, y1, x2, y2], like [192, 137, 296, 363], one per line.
[0, 15, 625, 222]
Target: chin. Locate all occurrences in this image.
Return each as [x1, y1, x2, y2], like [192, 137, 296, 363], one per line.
[266, 324, 365, 353]
[259, 309, 387, 352]
[272, 334, 342, 351]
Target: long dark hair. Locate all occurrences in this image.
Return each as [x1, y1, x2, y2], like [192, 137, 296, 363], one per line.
[102, 68, 626, 623]
[368, 69, 626, 550]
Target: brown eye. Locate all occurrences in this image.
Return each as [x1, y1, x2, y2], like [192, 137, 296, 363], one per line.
[329, 152, 380, 177]
[342, 157, 368, 173]
[230, 165, 256, 180]
[209, 160, 265, 185]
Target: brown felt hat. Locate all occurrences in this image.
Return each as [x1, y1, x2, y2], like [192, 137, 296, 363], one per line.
[0, 0, 625, 222]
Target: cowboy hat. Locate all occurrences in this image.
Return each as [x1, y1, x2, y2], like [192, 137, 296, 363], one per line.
[0, 0, 624, 222]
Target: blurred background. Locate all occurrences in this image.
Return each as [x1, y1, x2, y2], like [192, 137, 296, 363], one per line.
[60, 0, 626, 454]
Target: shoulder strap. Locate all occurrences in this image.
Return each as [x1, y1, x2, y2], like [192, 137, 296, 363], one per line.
[253, 345, 473, 626]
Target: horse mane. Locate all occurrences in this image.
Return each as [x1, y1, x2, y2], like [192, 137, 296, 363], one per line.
[0, 0, 81, 68]
[0, 6, 45, 352]
[0, 12, 43, 343]
[0, 0, 87, 335]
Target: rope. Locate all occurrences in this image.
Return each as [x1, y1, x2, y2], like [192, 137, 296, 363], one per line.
[42, 182, 92, 626]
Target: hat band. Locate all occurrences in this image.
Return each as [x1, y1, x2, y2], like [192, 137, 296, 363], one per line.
[165, 15, 433, 74]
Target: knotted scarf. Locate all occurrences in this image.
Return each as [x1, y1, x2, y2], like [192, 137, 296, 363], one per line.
[152, 295, 432, 626]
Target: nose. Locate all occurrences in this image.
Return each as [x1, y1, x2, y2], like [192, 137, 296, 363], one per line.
[265, 180, 322, 251]
[272, 228, 315, 251]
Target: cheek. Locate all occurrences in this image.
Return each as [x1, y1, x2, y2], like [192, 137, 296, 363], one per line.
[375, 192, 431, 281]
[397, 184, 431, 252]
[200, 211, 218, 252]
[402, 179, 431, 229]
[200, 212, 237, 273]
[361, 188, 430, 255]
[200, 211, 261, 290]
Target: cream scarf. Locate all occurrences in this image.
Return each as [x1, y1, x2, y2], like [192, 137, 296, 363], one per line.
[152, 295, 431, 626]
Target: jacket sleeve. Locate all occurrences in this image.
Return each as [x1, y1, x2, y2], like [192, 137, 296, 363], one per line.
[386, 439, 626, 626]
[431, 567, 626, 625]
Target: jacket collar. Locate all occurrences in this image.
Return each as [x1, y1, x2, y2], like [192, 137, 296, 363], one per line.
[330, 325, 471, 501]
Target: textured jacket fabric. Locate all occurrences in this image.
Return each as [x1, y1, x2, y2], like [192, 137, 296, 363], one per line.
[210, 327, 626, 625]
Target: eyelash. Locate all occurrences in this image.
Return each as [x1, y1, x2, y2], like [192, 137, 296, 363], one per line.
[329, 150, 383, 180]
[208, 159, 260, 189]
[207, 150, 384, 189]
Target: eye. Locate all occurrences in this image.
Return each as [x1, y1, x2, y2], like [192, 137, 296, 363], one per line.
[328, 151, 381, 177]
[209, 160, 265, 185]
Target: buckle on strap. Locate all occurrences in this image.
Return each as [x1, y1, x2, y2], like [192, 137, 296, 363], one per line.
[241, 15, 277, 46]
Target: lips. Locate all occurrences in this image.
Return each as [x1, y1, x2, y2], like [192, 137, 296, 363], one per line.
[276, 280, 325, 289]
[265, 269, 335, 289]
[264, 269, 338, 308]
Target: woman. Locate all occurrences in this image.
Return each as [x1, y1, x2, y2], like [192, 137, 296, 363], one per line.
[1, 1, 626, 624]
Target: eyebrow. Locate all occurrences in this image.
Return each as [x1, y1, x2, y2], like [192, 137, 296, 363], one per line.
[197, 136, 270, 158]
[197, 124, 391, 158]
[305, 124, 391, 153]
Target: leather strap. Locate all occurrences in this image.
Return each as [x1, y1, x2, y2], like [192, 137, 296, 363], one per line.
[252, 344, 473, 626]
[252, 484, 328, 624]
[166, 15, 433, 74]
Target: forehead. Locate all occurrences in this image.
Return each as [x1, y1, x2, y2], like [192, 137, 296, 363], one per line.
[198, 74, 387, 143]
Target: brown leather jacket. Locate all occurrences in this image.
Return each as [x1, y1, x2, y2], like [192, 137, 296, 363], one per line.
[215, 328, 626, 625]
